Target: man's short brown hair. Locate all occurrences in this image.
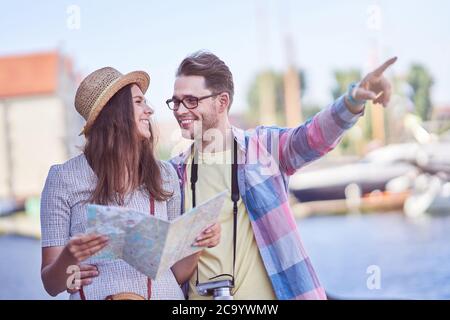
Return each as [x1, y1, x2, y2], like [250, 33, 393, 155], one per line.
[176, 51, 234, 108]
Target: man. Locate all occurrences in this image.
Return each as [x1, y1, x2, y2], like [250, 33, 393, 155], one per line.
[167, 51, 396, 300]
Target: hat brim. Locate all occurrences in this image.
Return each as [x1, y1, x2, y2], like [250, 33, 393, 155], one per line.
[80, 70, 150, 136]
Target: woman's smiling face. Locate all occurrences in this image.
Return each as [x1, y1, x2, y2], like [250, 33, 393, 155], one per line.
[131, 84, 153, 139]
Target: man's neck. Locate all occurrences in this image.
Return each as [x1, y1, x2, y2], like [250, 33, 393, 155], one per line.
[197, 121, 233, 153]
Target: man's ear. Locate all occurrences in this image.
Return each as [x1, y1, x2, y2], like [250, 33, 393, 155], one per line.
[217, 92, 230, 113]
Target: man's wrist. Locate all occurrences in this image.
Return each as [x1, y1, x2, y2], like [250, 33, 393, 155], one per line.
[345, 82, 366, 114]
[344, 95, 366, 114]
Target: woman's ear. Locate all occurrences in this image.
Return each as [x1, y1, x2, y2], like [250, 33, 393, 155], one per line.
[217, 92, 230, 113]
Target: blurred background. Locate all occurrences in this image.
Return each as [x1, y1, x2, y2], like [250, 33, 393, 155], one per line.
[0, 0, 449, 299]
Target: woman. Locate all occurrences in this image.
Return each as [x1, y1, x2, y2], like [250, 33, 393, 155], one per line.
[40, 67, 220, 299]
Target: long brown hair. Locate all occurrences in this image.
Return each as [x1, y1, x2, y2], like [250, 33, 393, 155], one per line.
[84, 84, 171, 205]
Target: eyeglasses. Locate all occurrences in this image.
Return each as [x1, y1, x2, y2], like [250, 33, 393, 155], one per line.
[166, 93, 221, 111]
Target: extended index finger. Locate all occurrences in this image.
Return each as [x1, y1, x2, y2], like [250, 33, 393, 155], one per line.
[70, 233, 105, 246]
[79, 264, 98, 271]
[372, 57, 397, 77]
[200, 223, 215, 234]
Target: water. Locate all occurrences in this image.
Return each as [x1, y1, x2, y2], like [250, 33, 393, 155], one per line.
[0, 235, 68, 300]
[0, 212, 449, 299]
[298, 212, 450, 300]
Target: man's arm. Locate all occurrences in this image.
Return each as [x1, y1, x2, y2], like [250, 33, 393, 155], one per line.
[277, 57, 397, 175]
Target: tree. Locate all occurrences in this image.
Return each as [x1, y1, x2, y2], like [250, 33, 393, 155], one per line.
[331, 69, 361, 100]
[407, 64, 434, 121]
[246, 70, 306, 126]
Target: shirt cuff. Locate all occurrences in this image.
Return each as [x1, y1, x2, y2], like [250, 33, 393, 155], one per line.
[334, 95, 365, 125]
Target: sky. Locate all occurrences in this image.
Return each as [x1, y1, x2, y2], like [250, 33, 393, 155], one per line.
[1, 0, 449, 123]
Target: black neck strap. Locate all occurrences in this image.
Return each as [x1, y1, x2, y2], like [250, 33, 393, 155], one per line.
[191, 140, 240, 286]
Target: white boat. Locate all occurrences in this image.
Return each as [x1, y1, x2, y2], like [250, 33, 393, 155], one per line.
[290, 142, 450, 203]
[404, 175, 450, 217]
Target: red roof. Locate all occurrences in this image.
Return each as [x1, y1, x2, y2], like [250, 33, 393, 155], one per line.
[0, 51, 60, 98]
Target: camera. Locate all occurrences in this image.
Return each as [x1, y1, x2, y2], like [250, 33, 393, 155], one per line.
[196, 279, 234, 300]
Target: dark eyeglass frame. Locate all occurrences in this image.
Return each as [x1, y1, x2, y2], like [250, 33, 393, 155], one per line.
[166, 93, 221, 111]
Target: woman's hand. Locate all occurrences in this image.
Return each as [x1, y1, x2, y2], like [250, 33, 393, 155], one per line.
[172, 223, 221, 284]
[66, 264, 99, 293]
[64, 234, 109, 264]
[41, 234, 107, 296]
[193, 223, 221, 248]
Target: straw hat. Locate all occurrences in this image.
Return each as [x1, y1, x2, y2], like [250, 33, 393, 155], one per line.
[75, 67, 150, 135]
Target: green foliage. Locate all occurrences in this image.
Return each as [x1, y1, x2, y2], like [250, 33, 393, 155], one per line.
[407, 64, 434, 121]
[246, 69, 306, 126]
[332, 69, 361, 100]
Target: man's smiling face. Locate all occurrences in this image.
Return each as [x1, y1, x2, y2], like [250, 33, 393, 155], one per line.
[172, 75, 220, 140]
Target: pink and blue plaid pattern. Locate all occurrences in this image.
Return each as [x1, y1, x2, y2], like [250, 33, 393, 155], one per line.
[170, 96, 363, 300]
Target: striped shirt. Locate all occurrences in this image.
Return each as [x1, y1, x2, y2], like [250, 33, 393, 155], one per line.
[40, 154, 185, 300]
[170, 96, 363, 300]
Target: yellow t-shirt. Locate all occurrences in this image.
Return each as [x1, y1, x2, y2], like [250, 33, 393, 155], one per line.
[185, 149, 276, 300]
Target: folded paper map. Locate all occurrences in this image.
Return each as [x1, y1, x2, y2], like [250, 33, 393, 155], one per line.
[86, 191, 227, 279]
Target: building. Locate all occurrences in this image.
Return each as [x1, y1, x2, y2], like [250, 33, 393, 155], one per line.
[0, 51, 83, 199]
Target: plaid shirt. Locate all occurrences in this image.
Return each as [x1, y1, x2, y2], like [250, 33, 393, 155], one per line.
[170, 96, 363, 300]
